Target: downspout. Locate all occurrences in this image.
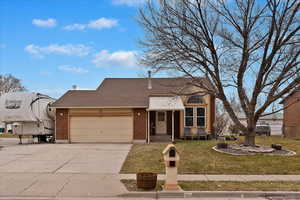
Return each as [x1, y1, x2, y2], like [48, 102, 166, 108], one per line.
[147, 71, 152, 144]
[147, 111, 150, 144]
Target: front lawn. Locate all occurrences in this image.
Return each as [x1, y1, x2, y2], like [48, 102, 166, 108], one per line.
[121, 179, 300, 191]
[120, 136, 300, 174]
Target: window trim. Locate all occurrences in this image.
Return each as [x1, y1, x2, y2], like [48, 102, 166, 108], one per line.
[184, 106, 206, 128]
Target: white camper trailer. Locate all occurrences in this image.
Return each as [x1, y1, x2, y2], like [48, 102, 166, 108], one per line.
[0, 92, 55, 143]
[0, 123, 4, 133]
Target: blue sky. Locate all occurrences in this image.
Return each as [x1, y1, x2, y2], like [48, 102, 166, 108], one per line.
[0, 0, 151, 98]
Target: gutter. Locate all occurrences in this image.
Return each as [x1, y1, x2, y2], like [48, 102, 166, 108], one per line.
[50, 106, 148, 109]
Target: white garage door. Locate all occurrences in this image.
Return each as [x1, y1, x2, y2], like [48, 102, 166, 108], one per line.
[70, 116, 133, 143]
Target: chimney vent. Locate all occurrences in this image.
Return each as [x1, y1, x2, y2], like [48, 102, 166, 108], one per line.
[72, 85, 77, 90]
[148, 71, 152, 90]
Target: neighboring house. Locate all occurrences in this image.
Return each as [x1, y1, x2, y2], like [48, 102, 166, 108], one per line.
[51, 77, 216, 143]
[237, 113, 283, 135]
[280, 88, 300, 139]
[0, 123, 12, 134]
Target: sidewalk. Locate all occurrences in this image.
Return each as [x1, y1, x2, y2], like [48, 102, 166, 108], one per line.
[120, 191, 300, 199]
[119, 174, 300, 181]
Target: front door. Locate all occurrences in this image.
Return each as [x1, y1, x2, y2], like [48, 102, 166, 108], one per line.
[156, 111, 167, 134]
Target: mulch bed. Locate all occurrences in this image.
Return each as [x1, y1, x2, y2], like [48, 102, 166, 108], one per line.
[213, 144, 296, 156]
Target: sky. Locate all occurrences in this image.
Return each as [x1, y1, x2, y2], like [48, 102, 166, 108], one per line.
[0, 0, 152, 98]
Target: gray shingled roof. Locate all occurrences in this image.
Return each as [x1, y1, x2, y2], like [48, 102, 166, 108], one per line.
[51, 78, 213, 108]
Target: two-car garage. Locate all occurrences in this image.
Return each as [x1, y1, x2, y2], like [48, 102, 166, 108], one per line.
[63, 108, 134, 143]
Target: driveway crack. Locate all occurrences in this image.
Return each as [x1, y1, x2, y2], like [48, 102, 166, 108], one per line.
[18, 179, 39, 195]
[52, 156, 76, 174]
[54, 174, 73, 197]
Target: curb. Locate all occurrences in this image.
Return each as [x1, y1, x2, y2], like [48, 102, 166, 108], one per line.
[120, 191, 300, 198]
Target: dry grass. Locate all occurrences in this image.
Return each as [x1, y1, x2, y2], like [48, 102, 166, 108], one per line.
[180, 181, 300, 191]
[121, 179, 300, 191]
[0, 133, 30, 138]
[121, 179, 164, 191]
[1, 133, 18, 138]
[120, 136, 300, 174]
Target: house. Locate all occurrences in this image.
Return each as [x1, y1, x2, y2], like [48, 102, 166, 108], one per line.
[237, 112, 283, 135]
[51, 76, 216, 143]
[280, 88, 300, 139]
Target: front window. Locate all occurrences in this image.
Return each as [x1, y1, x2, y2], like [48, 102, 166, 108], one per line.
[185, 107, 193, 126]
[157, 112, 165, 121]
[185, 107, 205, 127]
[197, 107, 205, 127]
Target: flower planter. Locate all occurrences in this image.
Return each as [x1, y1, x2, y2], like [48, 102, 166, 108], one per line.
[136, 172, 157, 189]
[271, 144, 282, 150]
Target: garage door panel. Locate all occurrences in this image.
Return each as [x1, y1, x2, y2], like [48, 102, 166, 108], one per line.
[70, 116, 133, 143]
[70, 118, 102, 129]
[71, 130, 132, 137]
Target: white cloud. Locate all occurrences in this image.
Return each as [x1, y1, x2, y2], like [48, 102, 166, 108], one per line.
[63, 23, 86, 31]
[32, 18, 57, 28]
[87, 18, 118, 29]
[112, 0, 147, 6]
[58, 65, 89, 73]
[92, 50, 138, 68]
[63, 18, 118, 31]
[24, 44, 91, 57]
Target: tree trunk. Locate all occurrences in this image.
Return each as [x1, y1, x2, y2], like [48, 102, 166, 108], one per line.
[244, 133, 256, 146]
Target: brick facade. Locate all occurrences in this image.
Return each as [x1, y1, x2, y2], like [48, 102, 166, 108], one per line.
[133, 108, 147, 140]
[283, 90, 300, 139]
[54, 98, 216, 142]
[55, 109, 69, 140]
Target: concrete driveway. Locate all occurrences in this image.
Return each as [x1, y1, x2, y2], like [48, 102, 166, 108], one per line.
[0, 138, 132, 198]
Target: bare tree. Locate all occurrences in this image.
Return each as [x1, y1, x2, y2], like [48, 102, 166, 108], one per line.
[0, 74, 26, 96]
[139, 0, 300, 146]
[214, 101, 229, 136]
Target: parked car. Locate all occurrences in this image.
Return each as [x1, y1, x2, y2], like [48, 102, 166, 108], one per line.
[255, 125, 271, 136]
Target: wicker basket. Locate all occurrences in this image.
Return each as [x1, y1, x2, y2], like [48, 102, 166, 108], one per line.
[136, 172, 157, 189]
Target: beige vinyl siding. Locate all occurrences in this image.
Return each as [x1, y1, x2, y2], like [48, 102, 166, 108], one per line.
[70, 115, 133, 143]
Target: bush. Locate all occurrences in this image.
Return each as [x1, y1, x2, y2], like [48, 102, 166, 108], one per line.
[271, 144, 282, 150]
[217, 143, 228, 149]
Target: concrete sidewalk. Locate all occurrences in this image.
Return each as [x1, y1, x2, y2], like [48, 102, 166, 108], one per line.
[121, 191, 300, 199]
[119, 174, 300, 181]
